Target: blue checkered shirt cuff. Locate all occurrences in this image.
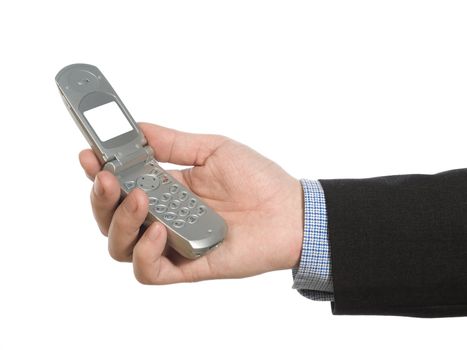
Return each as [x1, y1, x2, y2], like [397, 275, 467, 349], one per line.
[292, 179, 334, 301]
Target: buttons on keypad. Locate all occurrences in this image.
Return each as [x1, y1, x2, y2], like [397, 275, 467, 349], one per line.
[178, 207, 190, 217]
[163, 212, 177, 221]
[196, 205, 207, 216]
[169, 184, 179, 194]
[155, 204, 168, 213]
[169, 200, 181, 210]
[179, 191, 188, 201]
[173, 220, 185, 229]
[161, 193, 172, 202]
[188, 198, 197, 208]
[136, 174, 160, 192]
[148, 197, 159, 206]
[161, 175, 171, 185]
[124, 181, 136, 191]
[187, 215, 199, 224]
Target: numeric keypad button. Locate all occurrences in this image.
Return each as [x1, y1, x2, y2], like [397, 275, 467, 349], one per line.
[169, 184, 179, 194]
[169, 200, 181, 210]
[178, 207, 190, 217]
[196, 205, 207, 216]
[173, 220, 185, 229]
[155, 204, 168, 213]
[179, 191, 188, 202]
[161, 193, 172, 202]
[163, 212, 177, 221]
[148, 197, 159, 206]
[187, 215, 199, 224]
[188, 198, 197, 208]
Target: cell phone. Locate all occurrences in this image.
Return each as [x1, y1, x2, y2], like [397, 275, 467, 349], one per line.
[56, 64, 227, 259]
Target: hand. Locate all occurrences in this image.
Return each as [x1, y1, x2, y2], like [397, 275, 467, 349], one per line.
[79, 123, 303, 284]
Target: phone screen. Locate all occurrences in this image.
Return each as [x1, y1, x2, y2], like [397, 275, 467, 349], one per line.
[84, 101, 133, 142]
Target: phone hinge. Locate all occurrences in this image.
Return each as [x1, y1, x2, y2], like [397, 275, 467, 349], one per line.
[103, 145, 153, 174]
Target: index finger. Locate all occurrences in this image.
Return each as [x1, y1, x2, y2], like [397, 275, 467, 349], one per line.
[139, 123, 228, 166]
[79, 149, 101, 180]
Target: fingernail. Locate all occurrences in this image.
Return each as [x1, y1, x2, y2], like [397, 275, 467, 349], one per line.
[93, 175, 104, 196]
[148, 224, 161, 241]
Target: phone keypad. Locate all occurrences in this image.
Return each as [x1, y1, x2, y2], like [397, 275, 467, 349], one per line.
[150, 197, 207, 229]
[151, 198, 204, 227]
[128, 170, 209, 231]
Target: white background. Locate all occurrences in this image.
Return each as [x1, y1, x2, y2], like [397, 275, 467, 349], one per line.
[1, 1, 466, 348]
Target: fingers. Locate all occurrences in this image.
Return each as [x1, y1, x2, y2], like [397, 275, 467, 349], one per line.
[107, 188, 148, 262]
[91, 171, 121, 236]
[79, 149, 101, 180]
[139, 123, 228, 166]
[133, 222, 215, 284]
[133, 222, 185, 284]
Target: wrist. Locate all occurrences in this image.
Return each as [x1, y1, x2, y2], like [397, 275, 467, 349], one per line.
[283, 178, 304, 269]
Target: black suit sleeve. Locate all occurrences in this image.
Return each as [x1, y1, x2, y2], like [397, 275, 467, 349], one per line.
[319, 168, 467, 317]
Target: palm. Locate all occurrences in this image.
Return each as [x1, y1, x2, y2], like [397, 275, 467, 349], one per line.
[170, 139, 303, 279]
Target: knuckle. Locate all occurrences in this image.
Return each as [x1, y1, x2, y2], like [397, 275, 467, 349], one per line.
[108, 246, 129, 263]
[134, 268, 155, 285]
[134, 274, 151, 285]
[97, 224, 109, 237]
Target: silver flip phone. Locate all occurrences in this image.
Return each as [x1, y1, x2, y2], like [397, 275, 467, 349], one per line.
[56, 64, 227, 259]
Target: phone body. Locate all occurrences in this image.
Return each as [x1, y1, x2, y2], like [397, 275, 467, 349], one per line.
[56, 64, 227, 259]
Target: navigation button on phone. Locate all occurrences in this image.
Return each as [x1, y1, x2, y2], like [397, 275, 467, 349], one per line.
[136, 174, 160, 192]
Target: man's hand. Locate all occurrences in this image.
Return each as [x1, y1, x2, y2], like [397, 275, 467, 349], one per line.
[79, 123, 303, 284]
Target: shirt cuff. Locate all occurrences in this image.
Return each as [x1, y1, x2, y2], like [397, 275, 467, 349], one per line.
[292, 179, 334, 301]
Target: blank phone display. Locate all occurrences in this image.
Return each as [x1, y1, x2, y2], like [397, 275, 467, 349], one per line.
[84, 101, 132, 142]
